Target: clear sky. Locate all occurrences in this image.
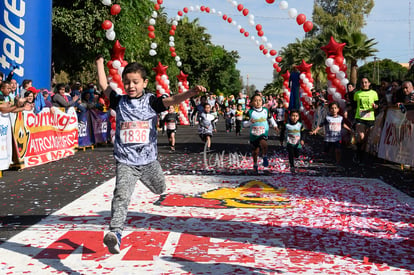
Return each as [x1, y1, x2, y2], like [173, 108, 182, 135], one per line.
[161, 0, 412, 90]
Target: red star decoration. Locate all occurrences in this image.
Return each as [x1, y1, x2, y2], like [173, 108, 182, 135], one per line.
[110, 40, 126, 62]
[152, 61, 169, 75]
[176, 71, 188, 83]
[281, 70, 290, 81]
[320, 36, 346, 58]
[295, 59, 313, 73]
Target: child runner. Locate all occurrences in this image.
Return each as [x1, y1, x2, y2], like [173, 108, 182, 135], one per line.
[235, 103, 244, 136]
[310, 101, 352, 167]
[285, 109, 305, 173]
[198, 102, 214, 152]
[210, 105, 219, 132]
[164, 105, 179, 151]
[243, 94, 277, 173]
[223, 105, 234, 133]
[96, 57, 206, 254]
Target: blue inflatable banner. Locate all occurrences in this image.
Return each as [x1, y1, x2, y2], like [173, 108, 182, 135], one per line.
[90, 109, 109, 144]
[77, 110, 93, 148]
[0, 0, 52, 88]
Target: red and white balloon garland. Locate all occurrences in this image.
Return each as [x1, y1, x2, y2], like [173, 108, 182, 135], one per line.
[296, 59, 314, 130]
[281, 70, 291, 108]
[100, 0, 121, 41]
[177, 71, 191, 125]
[321, 36, 349, 109]
[152, 62, 171, 98]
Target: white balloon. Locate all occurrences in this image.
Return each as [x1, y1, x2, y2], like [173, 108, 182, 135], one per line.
[169, 36, 175, 42]
[101, 0, 111, 6]
[231, 1, 237, 7]
[117, 67, 124, 76]
[152, 11, 158, 18]
[172, 20, 178, 26]
[266, 42, 273, 49]
[211, 8, 216, 14]
[279, 1, 288, 10]
[249, 20, 255, 26]
[341, 78, 349, 86]
[333, 92, 342, 101]
[175, 56, 180, 62]
[189, 6, 194, 12]
[175, 16, 181, 21]
[336, 71, 346, 79]
[165, 79, 170, 85]
[115, 88, 123, 94]
[109, 82, 118, 90]
[288, 8, 298, 19]
[106, 30, 116, 41]
[161, 75, 168, 80]
[250, 35, 255, 41]
[325, 58, 334, 67]
[177, 61, 182, 67]
[328, 87, 336, 95]
[237, 25, 242, 30]
[110, 109, 116, 117]
[149, 18, 156, 25]
[232, 20, 237, 26]
[168, 41, 175, 47]
[300, 73, 306, 80]
[112, 60, 121, 69]
[249, 14, 254, 21]
[156, 84, 162, 90]
[151, 42, 158, 49]
[149, 49, 157, 56]
[303, 78, 309, 84]
[330, 64, 340, 74]
[218, 11, 222, 16]
[299, 106, 304, 112]
[195, 5, 200, 11]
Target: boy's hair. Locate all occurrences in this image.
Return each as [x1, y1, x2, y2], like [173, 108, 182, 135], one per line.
[289, 109, 300, 116]
[0, 81, 10, 89]
[122, 62, 147, 80]
[250, 94, 263, 105]
[237, 103, 242, 108]
[203, 102, 211, 108]
[22, 79, 32, 89]
[328, 101, 339, 109]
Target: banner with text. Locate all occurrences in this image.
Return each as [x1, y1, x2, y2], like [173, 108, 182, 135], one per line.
[378, 108, 414, 166]
[0, 113, 13, 170]
[10, 107, 78, 169]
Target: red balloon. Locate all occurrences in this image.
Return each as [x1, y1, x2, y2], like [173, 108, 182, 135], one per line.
[177, 10, 183, 16]
[256, 24, 262, 31]
[276, 56, 282, 62]
[332, 78, 341, 87]
[303, 21, 313, 32]
[169, 47, 175, 52]
[169, 29, 175, 35]
[296, 14, 306, 25]
[266, 0, 275, 3]
[273, 63, 279, 69]
[335, 55, 344, 65]
[237, 4, 244, 11]
[222, 14, 228, 20]
[110, 4, 121, 15]
[109, 69, 117, 76]
[171, 52, 177, 57]
[257, 30, 264, 37]
[148, 25, 155, 32]
[101, 20, 112, 30]
[148, 31, 155, 39]
[242, 9, 249, 16]
[259, 44, 265, 51]
[263, 49, 268, 55]
[183, 7, 188, 13]
[244, 31, 249, 37]
[205, 7, 210, 13]
[227, 17, 233, 23]
[270, 49, 277, 56]
[112, 74, 121, 82]
[121, 60, 128, 67]
[106, 61, 113, 69]
[154, 4, 160, 10]
[240, 28, 245, 34]
[276, 67, 282, 73]
[157, 0, 163, 4]
[171, 25, 176, 30]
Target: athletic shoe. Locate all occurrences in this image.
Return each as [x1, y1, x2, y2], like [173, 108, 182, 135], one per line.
[253, 164, 258, 174]
[263, 156, 269, 167]
[104, 231, 122, 254]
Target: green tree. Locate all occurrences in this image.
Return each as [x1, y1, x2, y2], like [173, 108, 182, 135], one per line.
[357, 59, 408, 86]
[312, 0, 374, 33]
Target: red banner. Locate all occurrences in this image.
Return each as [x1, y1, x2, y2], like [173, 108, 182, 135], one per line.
[10, 107, 78, 169]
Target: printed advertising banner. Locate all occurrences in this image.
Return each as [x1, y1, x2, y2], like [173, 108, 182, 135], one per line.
[378, 108, 414, 166]
[10, 107, 78, 169]
[0, 0, 52, 88]
[0, 113, 12, 170]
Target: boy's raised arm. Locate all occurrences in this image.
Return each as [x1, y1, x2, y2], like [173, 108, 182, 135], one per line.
[95, 56, 111, 98]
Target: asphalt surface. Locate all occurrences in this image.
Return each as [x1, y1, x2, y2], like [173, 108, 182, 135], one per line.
[0, 119, 413, 244]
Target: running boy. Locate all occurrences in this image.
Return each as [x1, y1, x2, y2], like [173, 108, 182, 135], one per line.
[198, 102, 214, 152]
[310, 102, 352, 166]
[164, 105, 179, 151]
[243, 94, 277, 173]
[235, 103, 244, 136]
[96, 57, 206, 254]
[285, 110, 304, 173]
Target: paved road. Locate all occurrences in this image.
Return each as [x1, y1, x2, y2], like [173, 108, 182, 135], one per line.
[0, 119, 412, 243]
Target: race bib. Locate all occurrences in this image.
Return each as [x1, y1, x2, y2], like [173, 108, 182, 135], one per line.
[359, 110, 372, 119]
[167, 122, 176, 130]
[120, 121, 150, 144]
[252, 126, 265, 136]
[287, 134, 300, 145]
[328, 123, 341, 132]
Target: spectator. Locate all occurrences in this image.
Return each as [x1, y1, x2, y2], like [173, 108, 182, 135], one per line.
[396, 80, 414, 104]
[52, 83, 79, 108]
[19, 79, 32, 98]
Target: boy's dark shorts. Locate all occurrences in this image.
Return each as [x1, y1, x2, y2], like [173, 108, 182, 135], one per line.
[354, 118, 374, 129]
[199, 133, 212, 142]
[167, 129, 176, 138]
[250, 136, 267, 149]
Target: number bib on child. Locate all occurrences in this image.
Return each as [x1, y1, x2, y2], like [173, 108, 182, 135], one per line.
[120, 121, 150, 144]
[287, 134, 300, 145]
[252, 126, 265, 136]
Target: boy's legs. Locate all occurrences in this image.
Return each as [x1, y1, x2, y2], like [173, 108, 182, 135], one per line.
[259, 138, 269, 167]
[139, 160, 166, 194]
[287, 144, 295, 168]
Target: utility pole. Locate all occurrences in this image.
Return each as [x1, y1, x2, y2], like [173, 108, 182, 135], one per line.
[246, 74, 249, 96]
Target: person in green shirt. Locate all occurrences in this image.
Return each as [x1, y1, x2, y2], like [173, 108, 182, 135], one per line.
[352, 77, 379, 164]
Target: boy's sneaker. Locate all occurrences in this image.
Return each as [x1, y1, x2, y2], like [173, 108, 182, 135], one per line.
[104, 231, 122, 254]
[263, 156, 269, 167]
[253, 164, 258, 174]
